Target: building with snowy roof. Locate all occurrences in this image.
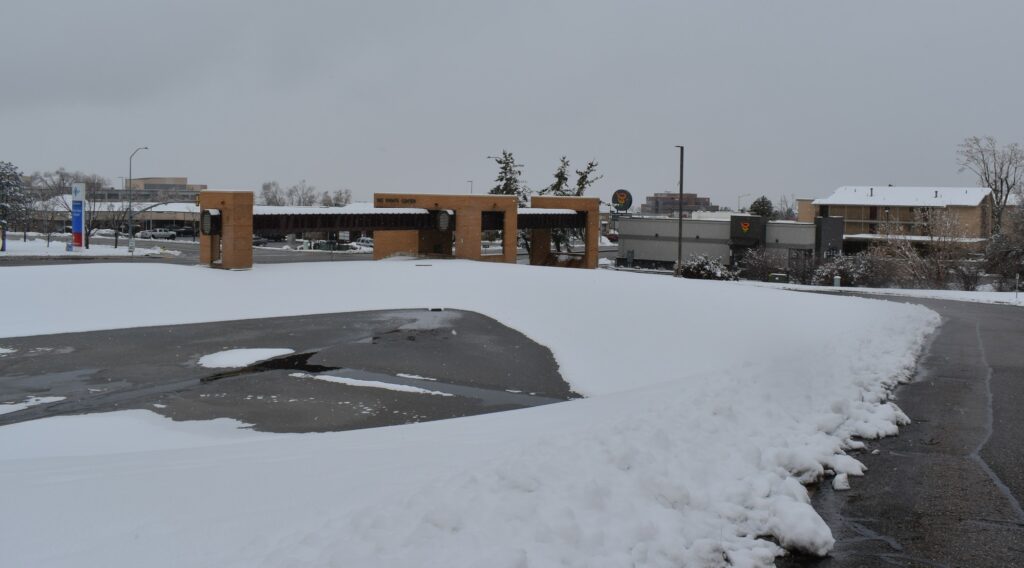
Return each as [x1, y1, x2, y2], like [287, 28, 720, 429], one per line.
[797, 186, 994, 250]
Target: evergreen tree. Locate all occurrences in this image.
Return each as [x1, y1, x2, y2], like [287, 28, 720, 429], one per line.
[749, 195, 774, 218]
[574, 159, 602, 196]
[540, 157, 571, 196]
[0, 161, 28, 231]
[488, 150, 530, 206]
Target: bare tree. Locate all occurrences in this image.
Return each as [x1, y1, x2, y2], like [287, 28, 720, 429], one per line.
[957, 136, 1024, 234]
[286, 180, 317, 206]
[775, 194, 797, 220]
[873, 207, 974, 288]
[260, 181, 286, 206]
[738, 247, 787, 281]
[331, 188, 352, 206]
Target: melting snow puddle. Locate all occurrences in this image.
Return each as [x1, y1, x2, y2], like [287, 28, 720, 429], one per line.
[0, 396, 66, 416]
[198, 348, 295, 369]
[291, 372, 454, 396]
[0, 347, 16, 357]
[396, 373, 438, 381]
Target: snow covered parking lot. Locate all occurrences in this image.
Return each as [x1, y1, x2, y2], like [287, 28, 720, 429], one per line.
[0, 260, 939, 567]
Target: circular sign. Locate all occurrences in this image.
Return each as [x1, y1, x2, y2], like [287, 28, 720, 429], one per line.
[611, 189, 632, 211]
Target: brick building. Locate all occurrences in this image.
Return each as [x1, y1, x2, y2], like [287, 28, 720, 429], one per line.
[639, 192, 719, 216]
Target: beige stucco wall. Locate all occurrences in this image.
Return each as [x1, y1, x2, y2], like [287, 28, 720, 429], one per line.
[198, 191, 253, 269]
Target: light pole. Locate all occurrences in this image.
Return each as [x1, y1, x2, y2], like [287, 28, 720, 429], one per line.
[467, 180, 473, 195]
[675, 145, 684, 276]
[128, 146, 148, 254]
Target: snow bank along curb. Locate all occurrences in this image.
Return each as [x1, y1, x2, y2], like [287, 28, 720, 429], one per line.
[743, 280, 1024, 307]
[0, 261, 940, 567]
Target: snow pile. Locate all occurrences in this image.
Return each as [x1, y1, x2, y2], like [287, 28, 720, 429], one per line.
[197, 348, 295, 368]
[0, 260, 939, 567]
[291, 372, 454, 396]
[745, 280, 1024, 307]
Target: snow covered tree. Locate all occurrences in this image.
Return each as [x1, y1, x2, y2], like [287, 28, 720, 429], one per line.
[540, 156, 571, 196]
[1, 161, 27, 224]
[958, 136, 1023, 234]
[748, 195, 774, 218]
[488, 150, 530, 206]
[574, 159, 602, 196]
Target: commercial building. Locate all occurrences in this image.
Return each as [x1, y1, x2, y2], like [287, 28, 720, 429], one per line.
[639, 192, 719, 216]
[87, 177, 208, 203]
[615, 215, 842, 271]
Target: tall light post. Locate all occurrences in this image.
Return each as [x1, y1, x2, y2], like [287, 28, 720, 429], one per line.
[675, 145, 684, 276]
[127, 146, 148, 253]
[467, 180, 474, 194]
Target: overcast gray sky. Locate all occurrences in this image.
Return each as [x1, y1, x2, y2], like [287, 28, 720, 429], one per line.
[2, 1, 1022, 208]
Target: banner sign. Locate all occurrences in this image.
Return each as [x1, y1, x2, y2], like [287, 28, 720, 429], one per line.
[71, 182, 86, 250]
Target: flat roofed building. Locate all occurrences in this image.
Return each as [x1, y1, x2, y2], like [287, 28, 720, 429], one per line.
[798, 186, 993, 240]
[639, 192, 719, 216]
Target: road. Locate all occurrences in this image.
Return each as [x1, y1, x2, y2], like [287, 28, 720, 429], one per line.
[1, 236, 617, 266]
[0, 309, 577, 433]
[781, 295, 1024, 567]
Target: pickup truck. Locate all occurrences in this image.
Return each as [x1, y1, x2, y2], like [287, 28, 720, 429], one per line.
[137, 228, 177, 240]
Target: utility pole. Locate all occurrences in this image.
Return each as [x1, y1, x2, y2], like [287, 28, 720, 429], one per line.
[675, 145, 684, 276]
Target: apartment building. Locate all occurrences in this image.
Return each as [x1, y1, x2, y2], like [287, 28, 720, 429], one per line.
[797, 186, 993, 244]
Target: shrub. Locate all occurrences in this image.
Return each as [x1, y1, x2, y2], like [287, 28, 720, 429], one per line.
[678, 254, 738, 280]
[738, 247, 787, 281]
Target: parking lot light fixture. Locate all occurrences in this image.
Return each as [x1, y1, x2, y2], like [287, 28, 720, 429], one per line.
[128, 146, 148, 254]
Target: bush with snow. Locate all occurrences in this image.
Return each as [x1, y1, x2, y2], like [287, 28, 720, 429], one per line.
[679, 254, 738, 280]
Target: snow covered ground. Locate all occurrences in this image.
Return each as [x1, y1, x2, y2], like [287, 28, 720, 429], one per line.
[0, 260, 939, 567]
[745, 281, 1024, 307]
[0, 233, 174, 257]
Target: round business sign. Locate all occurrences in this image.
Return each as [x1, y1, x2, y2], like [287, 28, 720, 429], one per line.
[611, 189, 632, 211]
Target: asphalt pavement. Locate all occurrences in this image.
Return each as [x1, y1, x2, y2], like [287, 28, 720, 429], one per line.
[1, 237, 617, 266]
[0, 309, 577, 433]
[780, 295, 1024, 568]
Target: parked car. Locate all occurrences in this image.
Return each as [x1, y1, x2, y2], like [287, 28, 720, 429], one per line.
[173, 226, 196, 237]
[136, 228, 177, 240]
[92, 228, 129, 238]
[252, 235, 269, 247]
[355, 237, 374, 248]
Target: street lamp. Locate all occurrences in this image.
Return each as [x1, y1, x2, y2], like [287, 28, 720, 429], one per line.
[128, 146, 148, 253]
[467, 180, 473, 195]
[675, 145, 684, 276]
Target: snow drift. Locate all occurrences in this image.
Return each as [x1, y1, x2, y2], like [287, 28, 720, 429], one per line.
[0, 260, 939, 567]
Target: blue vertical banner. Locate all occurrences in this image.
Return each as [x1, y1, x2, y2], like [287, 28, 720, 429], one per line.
[71, 182, 85, 250]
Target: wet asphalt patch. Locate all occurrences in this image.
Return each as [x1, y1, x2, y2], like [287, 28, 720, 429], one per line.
[0, 309, 578, 433]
